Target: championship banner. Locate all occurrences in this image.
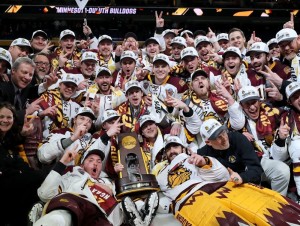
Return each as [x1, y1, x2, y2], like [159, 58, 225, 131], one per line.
[115, 132, 159, 200]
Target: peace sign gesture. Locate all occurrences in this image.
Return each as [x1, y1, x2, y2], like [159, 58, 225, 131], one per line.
[155, 11, 164, 28]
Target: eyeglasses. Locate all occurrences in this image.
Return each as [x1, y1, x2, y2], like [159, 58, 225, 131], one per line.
[35, 61, 50, 67]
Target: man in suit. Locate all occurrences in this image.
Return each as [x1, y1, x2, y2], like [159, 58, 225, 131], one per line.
[0, 57, 55, 125]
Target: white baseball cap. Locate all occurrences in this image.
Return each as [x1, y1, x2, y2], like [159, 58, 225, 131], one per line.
[96, 66, 111, 76]
[139, 114, 156, 129]
[81, 149, 105, 164]
[222, 46, 242, 59]
[162, 29, 176, 37]
[153, 53, 170, 66]
[194, 36, 211, 48]
[286, 82, 300, 100]
[164, 135, 186, 149]
[144, 37, 160, 47]
[276, 28, 298, 44]
[100, 109, 120, 124]
[180, 30, 193, 38]
[59, 29, 75, 40]
[217, 33, 229, 41]
[171, 36, 187, 47]
[125, 80, 142, 94]
[120, 50, 137, 62]
[81, 51, 98, 63]
[200, 119, 227, 141]
[98, 35, 112, 43]
[60, 73, 79, 86]
[237, 86, 260, 103]
[10, 38, 32, 51]
[267, 38, 278, 47]
[32, 30, 48, 40]
[180, 47, 198, 60]
[0, 48, 12, 68]
[246, 42, 269, 56]
[75, 106, 96, 120]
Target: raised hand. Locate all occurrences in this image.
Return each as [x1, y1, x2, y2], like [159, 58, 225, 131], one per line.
[265, 81, 283, 101]
[58, 52, 70, 68]
[60, 144, 79, 165]
[187, 153, 207, 167]
[39, 105, 57, 118]
[155, 11, 164, 28]
[258, 65, 283, 88]
[26, 97, 43, 115]
[20, 116, 35, 136]
[40, 41, 54, 54]
[71, 123, 89, 141]
[283, 12, 294, 29]
[106, 117, 123, 137]
[278, 117, 290, 140]
[114, 162, 124, 173]
[228, 167, 243, 185]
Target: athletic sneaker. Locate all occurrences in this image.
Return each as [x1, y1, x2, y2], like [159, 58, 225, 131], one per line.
[142, 192, 159, 226]
[122, 196, 144, 226]
[28, 201, 44, 224]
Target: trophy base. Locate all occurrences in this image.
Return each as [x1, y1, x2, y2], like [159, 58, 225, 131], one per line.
[115, 174, 160, 201]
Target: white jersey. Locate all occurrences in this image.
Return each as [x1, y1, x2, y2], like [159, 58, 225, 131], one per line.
[154, 153, 229, 201]
[37, 166, 123, 226]
[38, 129, 106, 165]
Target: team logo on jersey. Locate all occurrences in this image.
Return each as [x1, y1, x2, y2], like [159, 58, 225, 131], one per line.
[228, 155, 236, 163]
[168, 166, 191, 188]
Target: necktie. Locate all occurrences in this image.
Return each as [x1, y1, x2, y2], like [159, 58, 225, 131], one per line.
[14, 90, 22, 110]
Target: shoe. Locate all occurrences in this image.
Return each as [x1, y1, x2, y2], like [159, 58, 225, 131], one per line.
[122, 196, 144, 226]
[28, 201, 44, 224]
[142, 192, 159, 226]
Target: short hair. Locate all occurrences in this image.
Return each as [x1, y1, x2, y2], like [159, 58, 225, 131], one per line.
[228, 28, 245, 39]
[12, 57, 36, 71]
[32, 52, 50, 62]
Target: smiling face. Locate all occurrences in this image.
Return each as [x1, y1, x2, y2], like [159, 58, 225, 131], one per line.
[60, 36, 75, 55]
[196, 42, 213, 62]
[206, 130, 230, 150]
[269, 43, 281, 58]
[165, 144, 184, 162]
[249, 52, 269, 72]
[121, 58, 136, 76]
[126, 88, 143, 107]
[9, 46, 31, 62]
[95, 72, 112, 94]
[59, 82, 77, 100]
[223, 53, 242, 76]
[80, 60, 97, 78]
[164, 33, 175, 48]
[141, 121, 158, 140]
[0, 107, 14, 136]
[171, 43, 185, 60]
[34, 54, 50, 80]
[98, 40, 113, 57]
[153, 61, 170, 82]
[31, 35, 48, 52]
[241, 99, 261, 120]
[82, 154, 102, 179]
[146, 42, 160, 59]
[229, 31, 246, 51]
[279, 39, 297, 61]
[11, 62, 35, 89]
[182, 56, 199, 74]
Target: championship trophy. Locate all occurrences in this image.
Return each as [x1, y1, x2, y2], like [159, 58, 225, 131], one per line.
[115, 132, 159, 200]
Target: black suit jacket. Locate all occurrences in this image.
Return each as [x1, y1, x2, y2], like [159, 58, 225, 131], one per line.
[0, 80, 40, 125]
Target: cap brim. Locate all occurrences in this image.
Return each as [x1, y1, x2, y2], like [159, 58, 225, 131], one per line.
[77, 112, 96, 120]
[126, 85, 141, 94]
[102, 115, 119, 124]
[208, 125, 227, 140]
[278, 37, 296, 44]
[223, 51, 241, 59]
[81, 149, 105, 163]
[246, 50, 267, 56]
[60, 80, 78, 86]
[239, 96, 260, 104]
[145, 39, 159, 46]
[164, 142, 184, 151]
